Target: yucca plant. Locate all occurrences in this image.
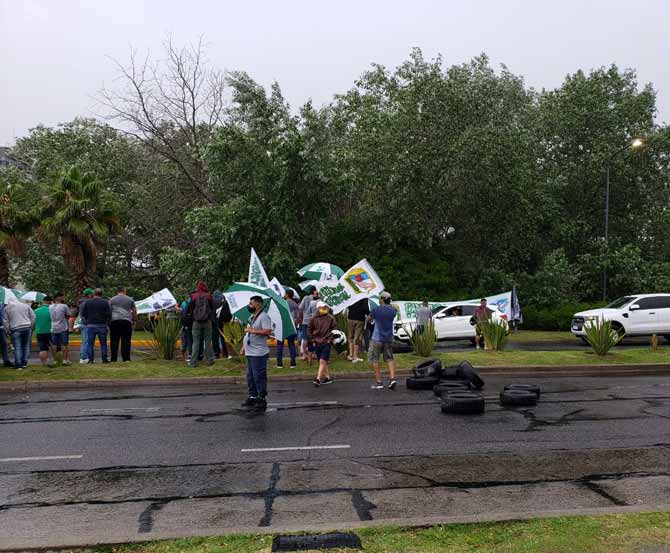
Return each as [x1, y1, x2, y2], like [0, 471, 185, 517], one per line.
[584, 316, 622, 356]
[149, 310, 182, 360]
[404, 321, 437, 357]
[478, 319, 509, 351]
[221, 320, 245, 359]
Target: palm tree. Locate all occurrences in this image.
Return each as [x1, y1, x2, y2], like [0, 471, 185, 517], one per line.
[40, 166, 120, 293]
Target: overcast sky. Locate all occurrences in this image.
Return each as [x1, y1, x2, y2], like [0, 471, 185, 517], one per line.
[1, 0, 668, 146]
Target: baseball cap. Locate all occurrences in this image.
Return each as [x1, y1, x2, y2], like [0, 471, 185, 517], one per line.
[83, 288, 94, 296]
[316, 301, 327, 309]
[380, 291, 392, 300]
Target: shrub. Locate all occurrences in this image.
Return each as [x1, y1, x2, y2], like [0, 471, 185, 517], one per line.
[404, 321, 437, 357]
[478, 319, 509, 351]
[222, 320, 245, 358]
[584, 316, 621, 356]
[522, 302, 606, 331]
[149, 311, 182, 360]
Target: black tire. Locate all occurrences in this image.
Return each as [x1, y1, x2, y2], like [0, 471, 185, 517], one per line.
[500, 389, 538, 406]
[611, 322, 626, 340]
[579, 336, 590, 345]
[433, 381, 470, 397]
[456, 360, 485, 390]
[406, 375, 440, 390]
[504, 383, 541, 398]
[441, 392, 485, 415]
[413, 358, 442, 378]
[440, 367, 462, 380]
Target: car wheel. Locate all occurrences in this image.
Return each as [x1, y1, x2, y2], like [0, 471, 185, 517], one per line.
[406, 376, 440, 390]
[441, 392, 485, 415]
[504, 383, 541, 398]
[413, 358, 442, 378]
[611, 323, 625, 340]
[579, 336, 590, 345]
[433, 381, 470, 397]
[455, 360, 485, 390]
[500, 389, 538, 407]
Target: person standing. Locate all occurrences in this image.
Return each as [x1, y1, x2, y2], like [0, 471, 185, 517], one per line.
[308, 301, 338, 386]
[216, 295, 233, 360]
[240, 295, 272, 412]
[367, 291, 398, 390]
[50, 293, 71, 365]
[81, 288, 111, 363]
[34, 296, 54, 366]
[416, 301, 433, 334]
[298, 287, 318, 361]
[3, 300, 35, 369]
[472, 298, 493, 350]
[77, 288, 94, 364]
[276, 289, 299, 369]
[109, 286, 136, 362]
[188, 281, 215, 367]
[179, 296, 194, 361]
[347, 298, 369, 363]
[0, 302, 13, 367]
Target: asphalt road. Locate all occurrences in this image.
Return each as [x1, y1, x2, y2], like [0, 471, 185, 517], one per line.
[3, 375, 670, 549]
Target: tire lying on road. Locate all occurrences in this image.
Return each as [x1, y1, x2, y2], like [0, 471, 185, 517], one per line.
[413, 358, 442, 378]
[500, 389, 538, 407]
[406, 375, 440, 390]
[455, 360, 485, 390]
[504, 383, 541, 398]
[440, 367, 462, 380]
[433, 381, 470, 397]
[441, 392, 486, 415]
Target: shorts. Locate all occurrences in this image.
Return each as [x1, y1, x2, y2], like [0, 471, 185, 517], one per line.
[51, 331, 69, 351]
[37, 333, 51, 352]
[368, 340, 394, 362]
[314, 343, 331, 361]
[347, 320, 365, 346]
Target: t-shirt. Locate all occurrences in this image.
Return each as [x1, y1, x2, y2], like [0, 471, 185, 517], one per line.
[370, 305, 397, 343]
[287, 298, 299, 323]
[110, 294, 135, 322]
[348, 298, 370, 322]
[245, 311, 272, 356]
[299, 296, 314, 325]
[416, 306, 432, 325]
[49, 303, 70, 333]
[34, 305, 52, 335]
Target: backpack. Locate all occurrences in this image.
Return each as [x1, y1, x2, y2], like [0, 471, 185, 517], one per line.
[218, 299, 232, 323]
[192, 293, 212, 322]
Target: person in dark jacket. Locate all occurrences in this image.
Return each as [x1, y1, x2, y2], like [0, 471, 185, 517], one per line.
[187, 281, 214, 367]
[308, 301, 338, 387]
[81, 288, 111, 363]
[216, 296, 233, 359]
[211, 290, 225, 359]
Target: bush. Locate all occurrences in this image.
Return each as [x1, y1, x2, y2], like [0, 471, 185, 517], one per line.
[584, 316, 621, 356]
[149, 311, 182, 360]
[222, 320, 244, 358]
[478, 319, 509, 351]
[522, 302, 607, 331]
[404, 321, 437, 357]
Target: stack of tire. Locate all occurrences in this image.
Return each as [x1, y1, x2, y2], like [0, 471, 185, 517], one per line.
[407, 359, 486, 415]
[500, 383, 541, 406]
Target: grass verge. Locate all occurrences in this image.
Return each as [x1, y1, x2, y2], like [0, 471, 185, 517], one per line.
[86, 511, 670, 553]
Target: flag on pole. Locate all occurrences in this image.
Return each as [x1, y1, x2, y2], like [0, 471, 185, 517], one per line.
[248, 248, 270, 289]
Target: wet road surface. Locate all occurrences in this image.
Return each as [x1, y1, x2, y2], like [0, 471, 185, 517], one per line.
[3, 375, 670, 548]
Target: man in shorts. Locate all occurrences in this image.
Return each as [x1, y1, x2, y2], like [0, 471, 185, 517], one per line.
[34, 296, 54, 366]
[367, 291, 397, 390]
[49, 292, 71, 365]
[347, 298, 369, 363]
[308, 301, 337, 386]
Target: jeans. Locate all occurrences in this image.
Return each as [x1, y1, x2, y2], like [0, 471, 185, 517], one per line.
[10, 328, 31, 367]
[110, 320, 132, 362]
[86, 324, 108, 362]
[0, 327, 10, 365]
[79, 326, 89, 360]
[276, 334, 297, 367]
[246, 354, 268, 398]
[181, 327, 193, 355]
[189, 320, 213, 366]
[212, 320, 228, 357]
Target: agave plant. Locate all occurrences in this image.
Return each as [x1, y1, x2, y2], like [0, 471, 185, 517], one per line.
[478, 319, 509, 351]
[149, 311, 182, 360]
[403, 321, 437, 357]
[584, 316, 622, 356]
[221, 320, 245, 359]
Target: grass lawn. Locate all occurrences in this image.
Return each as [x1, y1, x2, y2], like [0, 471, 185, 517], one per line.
[1, 345, 668, 382]
[85, 511, 670, 553]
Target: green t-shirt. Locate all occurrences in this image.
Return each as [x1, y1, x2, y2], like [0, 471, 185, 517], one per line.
[34, 305, 52, 335]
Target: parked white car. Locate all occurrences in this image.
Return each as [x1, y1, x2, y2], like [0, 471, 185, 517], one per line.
[394, 302, 507, 343]
[571, 294, 670, 340]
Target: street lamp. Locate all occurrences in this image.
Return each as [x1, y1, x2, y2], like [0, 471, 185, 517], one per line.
[602, 137, 645, 301]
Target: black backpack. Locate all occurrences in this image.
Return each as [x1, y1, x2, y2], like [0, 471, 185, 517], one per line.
[192, 294, 212, 322]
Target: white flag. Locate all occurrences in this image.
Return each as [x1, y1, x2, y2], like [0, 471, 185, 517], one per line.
[248, 248, 270, 288]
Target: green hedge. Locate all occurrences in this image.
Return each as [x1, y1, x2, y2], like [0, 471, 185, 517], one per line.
[522, 302, 606, 331]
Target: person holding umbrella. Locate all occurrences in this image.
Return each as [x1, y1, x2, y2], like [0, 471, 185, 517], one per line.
[241, 295, 273, 412]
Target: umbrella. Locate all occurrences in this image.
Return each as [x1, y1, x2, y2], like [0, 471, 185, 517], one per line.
[283, 285, 300, 299]
[12, 289, 46, 304]
[297, 262, 344, 281]
[0, 287, 20, 305]
[298, 273, 339, 291]
[224, 282, 297, 341]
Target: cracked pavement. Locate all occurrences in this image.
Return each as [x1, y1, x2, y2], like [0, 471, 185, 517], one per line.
[3, 375, 670, 549]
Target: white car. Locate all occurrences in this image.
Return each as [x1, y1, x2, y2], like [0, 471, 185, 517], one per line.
[394, 302, 507, 342]
[571, 293, 670, 340]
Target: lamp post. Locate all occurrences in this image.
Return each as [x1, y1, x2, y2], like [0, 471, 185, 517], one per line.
[602, 138, 644, 301]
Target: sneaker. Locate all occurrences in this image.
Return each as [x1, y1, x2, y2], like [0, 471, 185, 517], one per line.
[227, 355, 233, 360]
[387, 380, 397, 390]
[79, 359, 88, 364]
[346, 355, 354, 361]
[289, 365, 297, 369]
[321, 377, 334, 385]
[371, 382, 384, 390]
[313, 378, 321, 387]
[352, 358, 364, 364]
[276, 365, 284, 369]
[241, 397, 257, 408]
[63, 360, 72, 366]
[475, 344, 480, 350]
[253, 398, 268, 412]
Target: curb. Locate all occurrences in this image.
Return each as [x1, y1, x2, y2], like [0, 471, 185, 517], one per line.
[2, 363, 670, 393]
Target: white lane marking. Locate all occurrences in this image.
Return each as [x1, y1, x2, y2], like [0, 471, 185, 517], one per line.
[0, 455, 83, 462]
[80, 407, 161, 412]
[268, 401, 338, 407]
[241, 445, 350, 453]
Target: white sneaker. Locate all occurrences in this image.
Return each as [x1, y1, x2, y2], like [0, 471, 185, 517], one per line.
[227, 355, 233, 359]
[346, 355, 354, 361]
[79, 359, 88, 364]
[352, 358, 364, 364]
[371, 382, 384, 390]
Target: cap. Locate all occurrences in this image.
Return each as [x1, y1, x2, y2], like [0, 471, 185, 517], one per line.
[316, 301, 327, 309]
[380, 291, 392, 300]
[83, 288, 93, 296]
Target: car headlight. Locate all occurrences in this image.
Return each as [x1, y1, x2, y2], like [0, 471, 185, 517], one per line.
[583, 316, 598, 321]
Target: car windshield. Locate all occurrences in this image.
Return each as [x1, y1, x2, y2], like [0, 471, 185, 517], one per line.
[431, 305, 446, 314]
[606, 296, 635, 309]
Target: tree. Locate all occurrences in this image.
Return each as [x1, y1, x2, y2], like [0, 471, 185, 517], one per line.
[39, 166, 120, 293]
